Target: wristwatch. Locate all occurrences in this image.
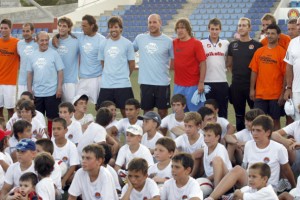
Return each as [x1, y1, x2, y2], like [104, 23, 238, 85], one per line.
[286, 86, 292, 90]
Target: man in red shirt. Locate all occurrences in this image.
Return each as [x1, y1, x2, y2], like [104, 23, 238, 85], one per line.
[173, 18, 206, 111]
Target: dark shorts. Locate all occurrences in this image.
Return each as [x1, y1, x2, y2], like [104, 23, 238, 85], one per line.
[34, 95, 61, 119]
[254, 99, 281, 120]
[97, 87, 134, 109]
[140, 84, 170, 110]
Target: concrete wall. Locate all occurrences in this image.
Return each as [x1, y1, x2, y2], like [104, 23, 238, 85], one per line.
[0, 0, 20, 7]
[274, 0, 295, 20]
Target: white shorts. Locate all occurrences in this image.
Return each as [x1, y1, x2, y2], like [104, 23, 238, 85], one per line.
[0, 85, 17, 109]
[17, 84, 27, 99]
[62, 83, 77, 103]
[76, 76, 101, 104]
[292, 92, 300, 120]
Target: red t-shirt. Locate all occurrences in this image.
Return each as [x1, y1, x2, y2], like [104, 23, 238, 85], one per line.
[173, 37, 206, 86]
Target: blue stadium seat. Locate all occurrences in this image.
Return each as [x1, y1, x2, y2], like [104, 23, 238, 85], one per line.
[225, 31, 232, 38]
[278, 19, 286, 25]
[200, 26, 206, 32]
[35, 28, 42, 33]
[198, 20, 205, 25]
[43, 28, 49, 32]
[222, 25, 229, 31]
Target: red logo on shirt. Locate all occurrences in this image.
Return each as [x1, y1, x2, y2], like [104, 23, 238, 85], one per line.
[207, 44, 211, 48]
[68, 134, 73, 139]
[95, 192, 101, 199]
[263, 157, 270, 163]
[62, 156, 68, 162]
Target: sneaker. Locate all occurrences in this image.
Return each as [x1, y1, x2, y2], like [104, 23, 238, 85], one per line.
[277, 178, 292, 193]
[221, 193, 234, 200]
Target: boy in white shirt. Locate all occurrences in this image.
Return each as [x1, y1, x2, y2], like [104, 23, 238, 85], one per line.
[34, 152, 55, 200]
[139, 111, 163, 154]
[71, 94, 94, 132]
[0, 139, 36, 199]
[208, 115, 296, 199]
[115, 125, 154, 173]
[52, 117, 80, 189]
[99, 101, 119, 134]
[68, 144, 118, 200]
[160, 94, 186, 138]
[161, 153, 203, 200]
[225, 108, 265, 165]
[121, 158, 160, 200]
[148, 137, 175, 185]
[58, 102, 83, 144]
[202, 122, 232, 187]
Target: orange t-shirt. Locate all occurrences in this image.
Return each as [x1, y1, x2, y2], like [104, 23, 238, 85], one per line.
[249, 45, 286, 99]
[0, 37, 19, 85]
[261, 33, 291, 50]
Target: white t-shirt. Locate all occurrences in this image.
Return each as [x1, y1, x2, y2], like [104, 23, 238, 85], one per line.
[148, 161, 172, 179]
[7, 110, 45, 130]
[141, 131, 163, 150]
[284, 36, 300, 92]
[217, 117, 229, 138]
[35, 110, 46, 126]
[201, 38, 229, 83]
[53, 140, 80, 168]
[121, 178, 160, 199]
[115, 144, 154, 169]
[106, 165, 121, 191]
[243, 140, 288, 189]
[240, 185, 279, 200]
[68, 167, 118, 200]
[175, 133, 206, 153]
[282, 120, 300, 142]
[0, 152, 13, 188]
[235, 128, 253, 142]
[4, 161, 35, 187]
[66, 120, 83, 144]
[36, 177, 55, 200]
[115, 118, 143, 138]
[71, 113, 94, 126]
[51, 161, 62, 190]
[161, 113, 184, 139]
[161, 177, 203, 200]
[203, 143, 232, 177]
[77, 122, 107, 158]
[30, 118, 47, 139]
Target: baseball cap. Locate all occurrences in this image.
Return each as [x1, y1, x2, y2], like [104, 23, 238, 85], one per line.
[72, 94, 89, 105]
[16, 139, 36, 151]
[138, 111, 161, 126]
[284, 99, 295, 116]
[126, 125, 143, 136]
[0, 129, 10, 141]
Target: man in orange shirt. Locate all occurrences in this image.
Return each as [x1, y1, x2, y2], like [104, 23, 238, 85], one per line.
[250, 24, 286, 130]
[0, 19, 19, 120]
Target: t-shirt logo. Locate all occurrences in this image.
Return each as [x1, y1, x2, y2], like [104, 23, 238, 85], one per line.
[95, 192, 101, 199]
[143, 197, 148, 200]
[62, 156, 68, 162]
[35, 58, 46, 69]
[249, 44, 254, 50]
[83, 43, 93, 54]
[24, 45, 34, 55]
[233, 43, 238, 48]
[263, 157, 270, 163]
[145, 42, 158, 54]
[107, 46, 120, 58]
[68, 134, 73, 139]
[218, 43, 222, 48]
[57, 45, 68, 55]
[207, 44, 211, 48]
[182, 195, 188, 199]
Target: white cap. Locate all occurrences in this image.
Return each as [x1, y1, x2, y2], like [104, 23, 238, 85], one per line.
[72, 94, 89, 105]
[284, 99, 295, 116]
[126, 125, 143, 136]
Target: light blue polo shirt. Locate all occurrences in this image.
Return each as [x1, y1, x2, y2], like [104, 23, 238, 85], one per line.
[98, 36, 135, 88]
[74, 32, 105, 78]
[50, 36, 79, 83]
[17, 40, 38, 85]
[27, 48, 64, 97]
[133, 33, 173, 86]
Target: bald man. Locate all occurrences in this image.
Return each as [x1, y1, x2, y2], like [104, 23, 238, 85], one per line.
[27, 31, 64, 136]
[133, 14, 173, 119]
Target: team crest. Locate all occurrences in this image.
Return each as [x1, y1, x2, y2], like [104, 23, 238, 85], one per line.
[249, 44, 254, 50]
[233, 43, 238, 48]
[62, 156, 68, 162]
[263, 157, 270, 163]
[207, 44, 211, 48]
[182, 195, 188, 199]
[95, 192, 101, 199]
[288, 8, 300, 19]
[218, 43, 222, 48]
[68, 134, 73, 139]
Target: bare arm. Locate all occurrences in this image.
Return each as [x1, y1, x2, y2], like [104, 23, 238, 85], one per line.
[198, 60, 207, 93]
[169, 59, 174, 70]
[67, 195, 77, 200]
[281, 163, 296, 188]
[0, 183, 13, 200]
[271, 130, 295, 147]
[27, 71, 33, 94]
[62, 165, 76, 188]
[226, 123, 236, 136]
[56, 70, 63, 98]
[128, 60, 135, 76]
[249, 71, 257, 101]
[224, 134, 238, 144]
[226, 55, 233, 72]
[284, 63, 293, 100]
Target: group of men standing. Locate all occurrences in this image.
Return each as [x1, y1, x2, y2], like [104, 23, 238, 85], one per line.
[0, 12, 300, 131]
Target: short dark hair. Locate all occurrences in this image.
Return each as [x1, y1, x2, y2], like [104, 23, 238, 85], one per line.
[19, 172, 38, 186]
[266, 24, 281, 34]
[19, 100, 36, 118]
[74, 95, 88, 106]
[125, 98, 141, 109]
[252, 115, 274, 132]
[59, 102, 75, 113]
[171, 94, 186, 106]
[1, 19, 12, 29]
[21, 91, 34, 100]
[36, 138, 54, 155]
[52, 117, 67, 129]
[82, 144, 105, 159]
[288, 18, 297, 25]
[82, 14, 98, 32]
[98, 143, 112, 165]
[197, 107, 214, 120]
[107, 16, 123, 29]
[58, 17, 73, 29]
[95, 107, 112, 127]
[127, 158, 148, 175]
[175, 18, 193, 37]
[155, 137, 176, 153]
[208, 18, 222, 29]
[13, 120, 32, 140]
[34, 152, 55, 177]
[245, 109, 265, 121]
[100, 100, 116, 108]
[204, 99, 219, 110]
[172, 153, 194, 172]
[249, 162, 271, 179]
[22, 23, 34, 31]
[203, 122, 222, 138]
